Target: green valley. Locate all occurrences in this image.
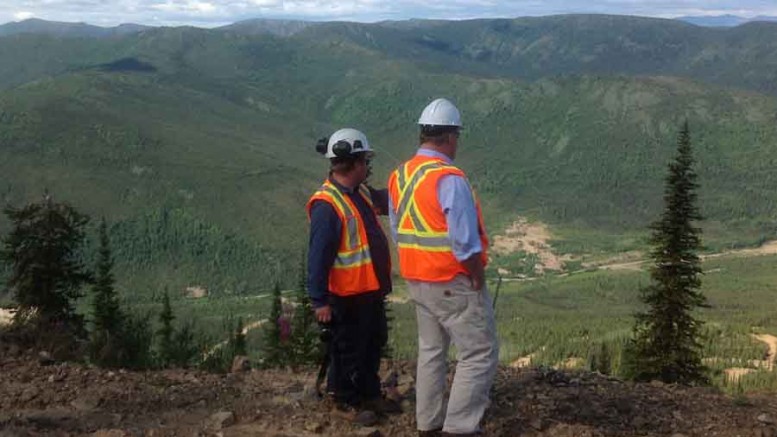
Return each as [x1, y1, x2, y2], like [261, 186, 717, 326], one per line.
[3, 15, 777, 391]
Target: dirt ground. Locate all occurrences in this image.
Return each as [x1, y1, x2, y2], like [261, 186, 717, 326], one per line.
[489, 216, 777, 275]
[593, 240, 777, 272]
[0, 308, 15, 327]
[2, 344, 777, 437]
[752, 334, 777, 371]
[491, 218, 572, 273]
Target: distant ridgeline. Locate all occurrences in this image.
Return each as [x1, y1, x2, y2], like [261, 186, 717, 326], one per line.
[99, 58, 156, 73]
[2, 15, 777, 297]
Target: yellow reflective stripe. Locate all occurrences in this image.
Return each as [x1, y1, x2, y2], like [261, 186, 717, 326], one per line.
[333, 247, 372, 268]
[322, 186, 354, 217]
[396, 161, 443, 227]
[394, 165, 408, 222]
[358, 184, 374, 209]
[406, 202, 427, 232]
[397, 229, 452, 252]
[398, 163, 452, 233]
[397, 244, 453, 252]
[397, 232, 451, 247]
[397, 166, 408, 191]
[322, 185, 361, 251]
[314, 181, 375, 274]
[397, 161, 439, 206]
[403, 229, 448, 238]
[404, 167, 444, 231]
[394, 160, 461, 253]
[332, 259, 373, 269]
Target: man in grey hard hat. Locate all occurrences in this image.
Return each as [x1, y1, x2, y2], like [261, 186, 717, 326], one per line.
[387, 99, 499, 436]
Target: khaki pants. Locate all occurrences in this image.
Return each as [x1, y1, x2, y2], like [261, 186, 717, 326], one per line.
[408, 275, 499, 434]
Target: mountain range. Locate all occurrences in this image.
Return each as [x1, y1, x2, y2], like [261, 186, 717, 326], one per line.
[3, 13, 777, 38]
[2, 15, 777, 297]
[677, 15, 777, 27]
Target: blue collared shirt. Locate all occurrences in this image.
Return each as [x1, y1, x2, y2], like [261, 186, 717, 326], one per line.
[388, 148, 483, 262]
[307, 178, 392, 308]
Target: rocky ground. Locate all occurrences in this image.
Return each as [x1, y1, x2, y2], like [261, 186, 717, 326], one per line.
[2, 345, 777, 437]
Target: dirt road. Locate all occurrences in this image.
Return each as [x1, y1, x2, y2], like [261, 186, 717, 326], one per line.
[752, 333, 777, 371]
[0, 308, 14, 326]
[596, 240, 777, 271]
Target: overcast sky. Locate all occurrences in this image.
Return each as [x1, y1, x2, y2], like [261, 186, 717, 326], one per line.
[1, 0, 776, 27]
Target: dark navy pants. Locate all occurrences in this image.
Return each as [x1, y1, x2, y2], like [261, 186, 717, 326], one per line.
[327, 290, 387, 407]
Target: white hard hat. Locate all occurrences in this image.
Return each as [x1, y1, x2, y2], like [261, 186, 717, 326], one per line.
[418, 98, 462, 127]
[324, 128, 372, 158]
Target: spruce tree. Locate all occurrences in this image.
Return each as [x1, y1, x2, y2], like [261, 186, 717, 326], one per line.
[587, 342, 612, 375]
[90, 219, 124, 366]
[157, 290, 175, 367]
[290, 253, 318, 365]
[626, 122, 708, 385]
[233, 317, 247, 357]
[171, 320, 198, 367]
[120, 313, 154, 370]
[262, 282, 284, 367]
[0, 194, 90, 338]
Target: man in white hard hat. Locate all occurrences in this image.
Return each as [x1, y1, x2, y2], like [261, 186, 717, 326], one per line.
[306, 128, 396, 426]
[388, 99, 499, 436]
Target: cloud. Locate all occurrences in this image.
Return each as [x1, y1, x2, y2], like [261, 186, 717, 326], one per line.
[0, 0, 775, 27]
[13, 11, 35, 21]
[151, 1, 218, 14]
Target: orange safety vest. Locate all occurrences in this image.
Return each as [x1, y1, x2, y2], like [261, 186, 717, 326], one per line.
[388, 154, 489, 283]
[306, 179, 381, 296]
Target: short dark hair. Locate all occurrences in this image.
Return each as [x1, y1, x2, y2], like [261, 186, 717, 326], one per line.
[330, 153, 367, 174]
[419, 125, 459, 146]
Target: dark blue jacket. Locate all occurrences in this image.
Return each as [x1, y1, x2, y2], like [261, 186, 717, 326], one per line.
[307, 178, 392, 308]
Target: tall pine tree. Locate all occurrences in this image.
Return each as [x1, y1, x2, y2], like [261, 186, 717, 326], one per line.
[1, 194, 90, 338]
[90, 219, 124, 366]
[261, 282, 284, 367]
[171, 320, 199, 367]
[157, 290, 175, 367]
[625, 121, 708, 385]
[290, 252, 318, 365]
[233, 317, 247, 357]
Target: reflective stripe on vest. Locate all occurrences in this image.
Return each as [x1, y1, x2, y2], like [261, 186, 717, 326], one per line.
[389, 154, 489, 283]
[306, 180, 380, 295]
[317, 183, 372, 268]
[395, 160, 455, 251]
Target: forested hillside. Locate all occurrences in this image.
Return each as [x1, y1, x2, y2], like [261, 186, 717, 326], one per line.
[2, 15, 777, 298]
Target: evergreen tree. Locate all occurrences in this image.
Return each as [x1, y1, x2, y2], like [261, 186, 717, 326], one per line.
[120, 313, 155, 370]
[171, 320, 199, 367]
[90, 219, 124, 366]
[625, 122, 708, 385]
[0, 194, 90, 339]
[587, 342, 612, 375]
[157, 290, 175, 367]
[262, 282, 284, 367]
[290, 253, 318, 365]
[234, 317, 247, 357]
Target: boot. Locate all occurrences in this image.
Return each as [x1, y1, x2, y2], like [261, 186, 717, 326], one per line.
[418, 429, 443, 437]
[363, 396, 403, 415]
[331, 404, 378, 427]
